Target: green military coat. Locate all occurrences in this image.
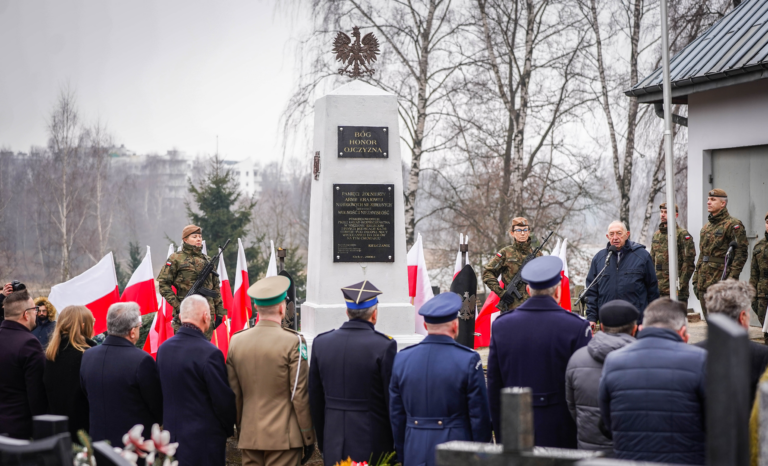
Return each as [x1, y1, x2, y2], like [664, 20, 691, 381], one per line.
[692, 207, 749, 299]
[750, 233, 768, 325]
[650, 222, 696, 300]
[157, 242, 227, 340]
[482, 238, 542, 310]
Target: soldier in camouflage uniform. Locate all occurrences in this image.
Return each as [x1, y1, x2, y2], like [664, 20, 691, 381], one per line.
[650, 203, 697, 309]
[749, 211, 768, 343]
[692, 189, 749, 318]
[157, 225, 227, 340]
[482, 217, 543, 311]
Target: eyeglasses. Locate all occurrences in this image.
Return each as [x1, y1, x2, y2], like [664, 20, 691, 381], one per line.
[24, 306, 40, 315]
[513, 228, 529, 233]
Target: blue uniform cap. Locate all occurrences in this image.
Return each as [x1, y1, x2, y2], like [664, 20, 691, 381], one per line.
[521, 255, 563, 290]
[419, 292, 462, 324]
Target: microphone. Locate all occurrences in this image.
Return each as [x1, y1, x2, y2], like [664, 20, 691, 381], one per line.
[605, 245, 618, 267]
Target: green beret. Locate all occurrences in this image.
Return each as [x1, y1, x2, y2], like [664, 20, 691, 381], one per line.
[248, 276, 290, 307]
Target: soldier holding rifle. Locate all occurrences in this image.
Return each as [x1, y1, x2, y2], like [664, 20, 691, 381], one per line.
[158, 225, 228, 340]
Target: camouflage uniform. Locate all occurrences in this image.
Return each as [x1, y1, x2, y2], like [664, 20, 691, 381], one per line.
[482, 238, 542, 311]
[650, 222, 696, 307]
[749, 229, 768, 339]
[157, 242, 227, 340]
[692, 207, 749, 317]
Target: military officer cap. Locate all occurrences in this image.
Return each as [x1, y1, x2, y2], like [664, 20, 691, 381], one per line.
[341, 280, 382, 309]
[419, 292, 462, 324]
[521, 256, 563, 290]
[708, 188, 727, 198]
[248, 275, 290, 307]
[659, 202, 678, 213]
[182, 224, 202, 240]
[599, 300, 639, 327]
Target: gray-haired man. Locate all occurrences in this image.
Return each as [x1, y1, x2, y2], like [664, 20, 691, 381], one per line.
[81, 302, 163, 447]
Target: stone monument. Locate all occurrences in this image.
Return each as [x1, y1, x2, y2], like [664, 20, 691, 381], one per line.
[301, 79, 422, 350]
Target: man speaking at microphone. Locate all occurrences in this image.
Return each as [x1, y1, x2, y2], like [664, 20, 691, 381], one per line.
[585, 221, 659, 331]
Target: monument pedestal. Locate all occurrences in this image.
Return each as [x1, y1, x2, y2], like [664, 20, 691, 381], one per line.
[302, 80, 423, 351]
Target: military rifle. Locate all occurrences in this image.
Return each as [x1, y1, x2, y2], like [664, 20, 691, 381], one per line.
[186, 238, 231, 300]
[495, 230, 554, 313]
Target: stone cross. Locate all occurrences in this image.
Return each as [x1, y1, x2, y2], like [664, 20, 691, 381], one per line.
[437, 313, 751, 466]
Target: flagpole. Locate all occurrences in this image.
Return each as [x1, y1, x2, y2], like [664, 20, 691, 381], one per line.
[660, 0, 678, 301]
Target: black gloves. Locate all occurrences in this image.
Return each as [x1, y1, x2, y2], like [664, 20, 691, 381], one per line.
[213, 315, 223, 330]
[301, 444, 315, 465]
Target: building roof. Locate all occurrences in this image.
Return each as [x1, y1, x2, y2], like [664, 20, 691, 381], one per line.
[626, 0, 768, 103]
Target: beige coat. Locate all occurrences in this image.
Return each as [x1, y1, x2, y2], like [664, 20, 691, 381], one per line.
[227, 320, 315, 450]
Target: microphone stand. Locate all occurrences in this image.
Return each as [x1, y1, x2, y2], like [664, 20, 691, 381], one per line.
[577, 257, 612, 317]
[720, 248, 734, 281]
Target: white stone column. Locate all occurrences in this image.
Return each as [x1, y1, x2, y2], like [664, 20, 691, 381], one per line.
[302, 80, 423, 351]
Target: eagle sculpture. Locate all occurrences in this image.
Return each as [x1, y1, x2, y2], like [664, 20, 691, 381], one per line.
[332, 26, 380, 78]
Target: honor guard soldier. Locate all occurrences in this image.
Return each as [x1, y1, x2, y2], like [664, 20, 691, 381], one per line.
[389, 293, 492, 466]
[482, 217, 542, 311]
[651, 203, 696, 308]
[750, 211, 768, 343]
[227, 276, 315, 466]
[692, 189, 749, 317]
[309, 281, 397, 466]
[487, 256, 591, 448]
[157, 225, 227, 340]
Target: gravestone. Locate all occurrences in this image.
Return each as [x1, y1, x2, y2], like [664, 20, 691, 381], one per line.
[302, 80, 421, 350]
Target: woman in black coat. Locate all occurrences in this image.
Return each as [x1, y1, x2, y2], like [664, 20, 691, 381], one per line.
[44, 305, 97, 443]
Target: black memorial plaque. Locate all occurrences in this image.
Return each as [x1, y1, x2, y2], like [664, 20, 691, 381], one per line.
[333, 184, 395, 262]
[338, 126, 389, 158]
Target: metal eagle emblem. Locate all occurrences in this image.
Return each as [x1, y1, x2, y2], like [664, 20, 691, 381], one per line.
[332, 26, 380, 78]
[459, 291, 477, 321]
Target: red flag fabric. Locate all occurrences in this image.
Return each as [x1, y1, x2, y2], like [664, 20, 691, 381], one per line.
[213, 248, 233, 359]
[558, 239, 572, 311]
[143, 244, 175, 359]
[474, 278, 503, 348]
[230, 239, 252, 333]
[121, 246, 158, 315]
[48, 253, 120, 335]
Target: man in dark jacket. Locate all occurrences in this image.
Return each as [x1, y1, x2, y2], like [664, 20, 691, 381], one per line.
[487, 256, 591, 448]
[81, 302, 163, 447]
[158, 295, 236, 466]
[695, 279, 768, 404]
[390, 293, 492, 466]
[600, 298, 706, 464]
[309, 281, 397, 466]
[566, 300, 637, 451]
[0, 290, 48, 439]
[586, 221, 660, 329]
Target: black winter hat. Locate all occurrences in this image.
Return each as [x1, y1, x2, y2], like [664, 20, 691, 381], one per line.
[599, 299, 639, 327]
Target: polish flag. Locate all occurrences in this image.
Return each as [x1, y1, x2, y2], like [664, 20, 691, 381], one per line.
[266, 240, 278, 277]
[453, 234, 464, 279]
[143, 245, 175, 359]
[48, 253, 120, 335]
[213, 249, 233, 359]
[551, 238, 562, 259]
[407, 233, 434, 336]
[121, 246, 158, 316]
[474, 276, 502, 348]
[559, 239, 572, 311]
[230, 239, 252, 333]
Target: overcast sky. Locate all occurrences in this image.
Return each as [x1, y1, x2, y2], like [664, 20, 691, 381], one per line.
[0, 0, 308, 162]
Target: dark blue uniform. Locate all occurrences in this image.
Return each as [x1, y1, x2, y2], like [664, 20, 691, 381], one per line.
[487, 295, 591, 448]
[309, 320, 397, 466]
[389, 335, 492, 466]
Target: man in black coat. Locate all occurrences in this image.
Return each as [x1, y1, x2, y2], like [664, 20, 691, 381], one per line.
[695, 279, 768, 404]
[309, 281, 397, 466]
[81, 302, 163, 447]
[157, 295, 236, 466]
[0, 290, 48, 439]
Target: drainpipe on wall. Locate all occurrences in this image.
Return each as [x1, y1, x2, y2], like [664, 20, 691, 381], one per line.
[654, 102, 688, 127]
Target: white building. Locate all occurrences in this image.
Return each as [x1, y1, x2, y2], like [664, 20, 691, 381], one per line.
[627, 0, 768, 315]
[224, 158, 262, 198]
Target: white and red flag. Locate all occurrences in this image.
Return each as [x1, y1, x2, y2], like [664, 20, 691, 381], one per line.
[474, 275, 502, 348]
[143, 244, 175, 359]
[213, 248, 233, 358]
[558, 239, 572, 311]
[230, 239, 252, 333]
[121, 246, 158, 316]
[48, 252, 120, 335]
[407, 233, 434, 336]
[453, 234, 465, 279]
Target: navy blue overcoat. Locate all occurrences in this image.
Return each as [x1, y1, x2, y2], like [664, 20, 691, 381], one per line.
[309, 319, 397, 466]
[80, 335, 163, 446]
[157, 326, 236, 466]
[389, 334, 492, 466]
[487, 295, 591, 448]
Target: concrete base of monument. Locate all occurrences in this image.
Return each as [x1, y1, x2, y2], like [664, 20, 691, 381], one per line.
[300, 301, 426, 352]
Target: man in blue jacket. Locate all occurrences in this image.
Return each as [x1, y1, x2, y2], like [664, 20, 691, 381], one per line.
[599, 298, 706, 464]
[389, 293, 491, 466]
[81, 302, 163, 448]
[585, 220, 660, 329]
[157, 295, 236, 466]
